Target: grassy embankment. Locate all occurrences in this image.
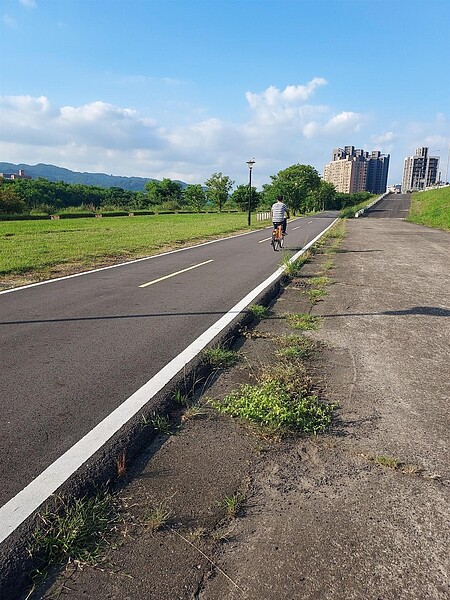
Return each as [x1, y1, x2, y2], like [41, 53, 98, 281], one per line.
[407, 187, 450, 231]
[0, 212, 270, 286]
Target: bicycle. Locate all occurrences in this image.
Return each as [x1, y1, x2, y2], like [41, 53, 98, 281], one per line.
[271, 223, 284, 251]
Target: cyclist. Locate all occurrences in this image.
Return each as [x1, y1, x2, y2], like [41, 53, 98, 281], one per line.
[271, 195, 290, 236]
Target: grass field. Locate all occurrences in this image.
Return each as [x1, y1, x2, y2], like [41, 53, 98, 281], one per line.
[408, 187, 450, 231]
[0, 213, 269, 284]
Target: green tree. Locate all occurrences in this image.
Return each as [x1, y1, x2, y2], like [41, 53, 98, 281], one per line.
[0, 184, 26, 214]
[303, 179, 337, 212]
[260, 183, 280, 209]
[145, 178, 184, 207]
[230, 184, 260, 212]
[205, 172, 234, 212]
[270, 164, 321, 214]
[129, 191, 150, 210]
[5, 177, 144, 213]
[314, 180, 336, 210]
[101, 187, 134, 209]
[184, 184, 207, 211]
[13, 177, 58, 210]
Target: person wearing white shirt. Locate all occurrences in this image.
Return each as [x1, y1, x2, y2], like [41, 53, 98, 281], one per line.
[271, 195, 290, 235]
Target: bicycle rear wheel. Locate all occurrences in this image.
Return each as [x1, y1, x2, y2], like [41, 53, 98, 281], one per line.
[276, 226, 284, 250]
[271, 231, 278, 251]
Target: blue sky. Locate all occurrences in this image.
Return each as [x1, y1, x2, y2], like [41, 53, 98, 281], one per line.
[1, 0, 449, 188]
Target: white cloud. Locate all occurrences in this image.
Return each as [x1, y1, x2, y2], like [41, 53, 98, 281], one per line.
[1, 96, 162, 150]
[303, 111, 365, 139]
[372, 131, 397, 145]
[1, 86, 449, 187]
[245, 79, 329, 128]
[19, 0, 37, 8]
[2, 94, 53, 116]
[246, 79, 327, 109]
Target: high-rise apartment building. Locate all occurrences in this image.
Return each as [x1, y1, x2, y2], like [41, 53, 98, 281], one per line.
[401, 147, 439, 192]
[366, 151, 390, 195]
[324, 146, 389, 194]
[323, 158, 354, 194]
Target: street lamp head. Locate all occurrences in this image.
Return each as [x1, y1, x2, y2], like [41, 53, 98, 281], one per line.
[246, 159, 255, 170]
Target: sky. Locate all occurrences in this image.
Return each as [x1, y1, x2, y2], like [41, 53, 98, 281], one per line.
[1, 0, 449, 189]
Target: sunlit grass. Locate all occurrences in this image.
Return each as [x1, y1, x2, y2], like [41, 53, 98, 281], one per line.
[286, 313, 323, 331]
[0, 213, 265, 276]
[408, 187, 450, 231]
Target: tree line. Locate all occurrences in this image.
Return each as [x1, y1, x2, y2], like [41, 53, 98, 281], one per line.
[0, 164, 372, 217]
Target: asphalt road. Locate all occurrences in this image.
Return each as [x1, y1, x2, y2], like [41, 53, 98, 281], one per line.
[0, 213, 337, 511]
[365, 192, 410, 218]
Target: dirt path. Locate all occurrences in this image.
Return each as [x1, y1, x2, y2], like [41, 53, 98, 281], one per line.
[30, 218, 449, 600]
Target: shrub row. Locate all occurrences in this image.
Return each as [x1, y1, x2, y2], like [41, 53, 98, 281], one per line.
[0, 209, 241, 221]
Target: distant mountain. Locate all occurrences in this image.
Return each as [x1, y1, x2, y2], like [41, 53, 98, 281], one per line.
[0, 162, 187, 192]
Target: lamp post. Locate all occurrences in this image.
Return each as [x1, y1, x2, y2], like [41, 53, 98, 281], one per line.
[246, 159, 255, 226]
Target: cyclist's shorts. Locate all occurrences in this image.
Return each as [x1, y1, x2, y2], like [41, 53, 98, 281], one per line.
[273, 221, 284, 227]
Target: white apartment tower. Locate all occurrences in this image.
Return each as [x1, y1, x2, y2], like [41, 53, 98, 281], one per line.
[323, 146, 389, 194]
[402, 147, 440, 192]
[323, 157, 367, 194]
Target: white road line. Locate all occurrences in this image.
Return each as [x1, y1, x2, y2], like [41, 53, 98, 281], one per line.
[139, 260, 214, 288]
[0, 218, 338, 544]
[308, 220, 313, 224]
[258, 237, 272, 243]
[292, 226, 302, 230]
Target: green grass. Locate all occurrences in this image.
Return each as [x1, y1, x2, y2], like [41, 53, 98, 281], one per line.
[172, 389, 189, 406]
[321, 257, 335, 270]
[275, 334, 317, 360]
[362, 454, 400, 470]
[286, 313, 323, 331]
[408, 187, 450, 231]
[0, 212, 265, 277]
[181, 404, 207, 421]
[29, 491, 118, 571]
[212, 379, 332, 435]
[151, 413, 173, 435]
[211, 363, 334, 435]
[143, 501, 172, 532]
[218, 492, 246, 518]
[307, 288, 327, 302]
[202, 346, 241, 369]
[248, 304, 270, 319]
[306, 275, 331, 303]
[282, 252, 310, 278]
[326, 219, 346, 239]
[309, 275, 331, 287]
